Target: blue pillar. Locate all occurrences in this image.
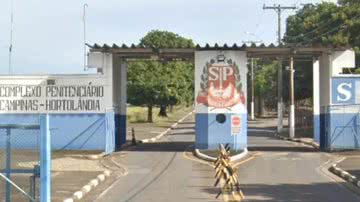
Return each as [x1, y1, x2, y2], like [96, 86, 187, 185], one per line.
[40, 114, 51, 202]
[105, 110, 115, 154]
[5, 128, 11, 202]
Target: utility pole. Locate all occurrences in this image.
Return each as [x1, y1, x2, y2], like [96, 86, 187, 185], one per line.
[263, 4, 296, 133]
[243, 40, 262, 121]
[8, 0, 14, 74]
[83, 3, 88, 71]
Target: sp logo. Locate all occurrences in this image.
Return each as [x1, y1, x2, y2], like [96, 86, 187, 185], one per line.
[196, 55, 245, 109]
[336, 83, 352, 102]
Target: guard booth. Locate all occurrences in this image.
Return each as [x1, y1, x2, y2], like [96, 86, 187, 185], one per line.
[195, 51, 247, 150]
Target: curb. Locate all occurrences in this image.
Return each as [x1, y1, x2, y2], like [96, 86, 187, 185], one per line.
[274, 133, 320, 149]
[194, 148, 248, 163]
[63, 170, 112, 202]
[140, 110, 194, 143]
[87, 152, 106, 160]
[329, 163, 360, 188]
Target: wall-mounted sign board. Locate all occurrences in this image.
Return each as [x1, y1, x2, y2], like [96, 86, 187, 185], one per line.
[0, 76, 106, 114]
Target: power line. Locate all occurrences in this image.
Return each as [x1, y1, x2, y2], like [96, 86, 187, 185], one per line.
[286, 13, 342, 40]
[296, 12, 360, 45]
[263, 4, 297, 45]
[286, 2, 360, 43]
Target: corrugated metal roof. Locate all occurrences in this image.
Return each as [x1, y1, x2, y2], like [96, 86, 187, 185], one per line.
[87, 43, 351, 59]
[88, 43, 347, 50]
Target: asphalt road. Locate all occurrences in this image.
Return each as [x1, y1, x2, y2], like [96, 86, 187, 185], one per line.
[90, 116, 360, 202]
[241, 128, 360, 202]
[93, 116, 220, 202]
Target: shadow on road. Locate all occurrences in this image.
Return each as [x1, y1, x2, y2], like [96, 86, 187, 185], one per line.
[240, 182, 360, 202]
[247, 128, 318, 153]
[122, 141, 193, 152]
[248, 146, 317, 152]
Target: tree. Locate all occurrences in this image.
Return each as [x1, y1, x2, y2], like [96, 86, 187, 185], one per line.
[253, 60, 278, 116]
[284, 1, 360, 66]
[127, 30, 194, 122]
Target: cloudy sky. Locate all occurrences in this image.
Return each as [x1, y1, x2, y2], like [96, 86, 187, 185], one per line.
[0, 0, 337, 74]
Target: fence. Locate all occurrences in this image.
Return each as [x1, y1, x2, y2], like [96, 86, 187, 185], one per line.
[0, 115, 51, 202]
[322, 104, 360, 150]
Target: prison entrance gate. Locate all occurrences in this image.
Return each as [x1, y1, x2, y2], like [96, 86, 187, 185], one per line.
[87, 44, 357, 151]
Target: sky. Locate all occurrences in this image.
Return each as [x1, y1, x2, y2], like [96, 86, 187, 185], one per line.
[0, 0, 337, 74]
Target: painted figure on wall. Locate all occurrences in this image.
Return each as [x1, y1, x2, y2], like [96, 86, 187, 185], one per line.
[196, 54, 245, 109]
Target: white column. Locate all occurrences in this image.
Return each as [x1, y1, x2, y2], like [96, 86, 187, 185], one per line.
[289, 57, 295, 139]
[250, 58, 255, 120]
[277, 62, 283, 133]
[120, 61, 128, 115]
[313, 58, 320, 143]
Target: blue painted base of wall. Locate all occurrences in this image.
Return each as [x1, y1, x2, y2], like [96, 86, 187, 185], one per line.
[195, 113, 247, 150]
[313, 115, 320, 144]
[0, 114, 108, 151]
[320, 111, 360, 150]
[115, 114, 126, 151]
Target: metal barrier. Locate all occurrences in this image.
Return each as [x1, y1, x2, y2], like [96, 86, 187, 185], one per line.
[213, 144, 244, 201]
[0, 115, 51, 202]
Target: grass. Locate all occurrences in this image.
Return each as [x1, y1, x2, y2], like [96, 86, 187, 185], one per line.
[127, 105, 193, 126]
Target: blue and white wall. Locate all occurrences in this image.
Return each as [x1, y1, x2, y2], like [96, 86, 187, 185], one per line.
[313, 49, 358, 150]
[0, 52, 118, 153]
[195, 51, 247, 150]
[88, 52, 127, 151]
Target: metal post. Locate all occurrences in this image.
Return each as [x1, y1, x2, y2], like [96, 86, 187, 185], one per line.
[40, 114, 51, 202]
[250, 58, 255, 120]
[289, 57, 295, 139]
[83, 3, 88, 71]
[29, 176, 35, 202]
[6, 128, 11, 202]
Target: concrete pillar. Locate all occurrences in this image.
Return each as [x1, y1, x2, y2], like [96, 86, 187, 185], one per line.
[289, 57, 295, 139]
[313, 58, 320, 143]
[113, 57, 127, 150]
[277, 62, 284, 133]
[319, 52, 332, 149]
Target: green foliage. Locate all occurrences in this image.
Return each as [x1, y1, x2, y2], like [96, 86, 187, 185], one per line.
[127, 30, 194, 120]
[284, 1, 360, 66]
[140, 30, 194, 48]
[254, 60, 278, 107]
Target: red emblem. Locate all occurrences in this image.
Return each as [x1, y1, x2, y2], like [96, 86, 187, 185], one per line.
[232, 116, 241, 126]
[196, 56, 245, 108]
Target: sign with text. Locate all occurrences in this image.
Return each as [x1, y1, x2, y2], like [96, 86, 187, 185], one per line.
[231, 115, 241, 135]
[331, 77, 359, 105]
[0, 77, 106, 113]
